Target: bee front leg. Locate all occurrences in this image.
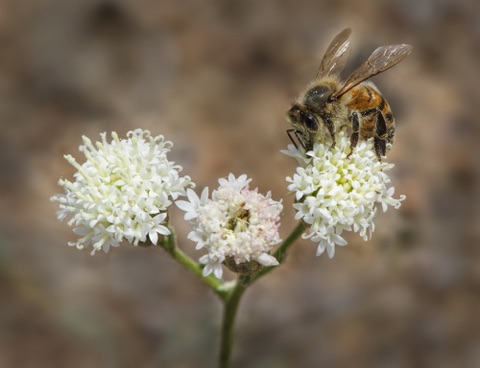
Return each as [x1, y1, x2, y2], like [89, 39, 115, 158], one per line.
[374, 110, 388, 161]
[324, 116, 336, 148]
[347, 112, 360, 158]
[286, 129, 309, 151]
[286, 129, 299, 149]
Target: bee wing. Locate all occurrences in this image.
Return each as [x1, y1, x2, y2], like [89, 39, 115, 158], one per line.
[316, 28, 352, 78]
[331, 43, 413, 99]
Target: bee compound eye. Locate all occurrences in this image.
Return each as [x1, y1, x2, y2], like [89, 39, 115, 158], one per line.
[302, 113, 318, 130]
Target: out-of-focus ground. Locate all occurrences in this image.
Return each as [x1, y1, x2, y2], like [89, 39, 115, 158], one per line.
[0, 1, 478, 367]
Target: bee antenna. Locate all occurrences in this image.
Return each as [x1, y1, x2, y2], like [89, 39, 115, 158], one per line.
[327, 96, 337, 103]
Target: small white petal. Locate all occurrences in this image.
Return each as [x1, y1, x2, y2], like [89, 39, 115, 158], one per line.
[326, 244, 335, 259]
[200, 187, 209, 203]
[186, 188, 200, 204]
[316, 243, 326, 256]
[257, 253, 279, 266]
[175, 200, 194, 212]
[202, 264, 213, 277]
[331, 233, 348, 246]
[199, 254, 209, 265]
[213, 264, 224, 279]
[149, 231, 158, 245]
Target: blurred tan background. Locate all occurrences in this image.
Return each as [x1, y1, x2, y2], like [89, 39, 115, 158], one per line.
[0, 0, 478, 367]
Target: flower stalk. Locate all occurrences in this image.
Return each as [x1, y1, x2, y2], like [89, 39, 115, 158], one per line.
[217, 221, 305, 367]
[153, 220, 306, 367]
[158, 228, 227, 299]
[219, 277, 248, 368]
[158, 221, 306, 367]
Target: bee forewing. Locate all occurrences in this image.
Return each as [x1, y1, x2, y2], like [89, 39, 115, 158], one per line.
[369, 44, 413, 69]
[332, 43, 413, 99]
[316, 28, 352, 79]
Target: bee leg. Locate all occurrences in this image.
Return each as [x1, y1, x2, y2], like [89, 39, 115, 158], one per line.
[324, 116, 336, 148]
[347, 112, 360, 158]
[286, 129, 308, 151]
[286, 129, 300, 149]
[374, 110, 388, 161]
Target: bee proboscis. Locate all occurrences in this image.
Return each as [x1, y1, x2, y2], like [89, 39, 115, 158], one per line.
[286, 28, 413, 160]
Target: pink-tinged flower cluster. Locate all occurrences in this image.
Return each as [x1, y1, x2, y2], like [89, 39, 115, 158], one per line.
[176, 174, 283, 279]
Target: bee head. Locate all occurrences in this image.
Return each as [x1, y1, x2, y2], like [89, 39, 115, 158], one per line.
[286, 81, 337, 150]
[286, 105, 318, 149]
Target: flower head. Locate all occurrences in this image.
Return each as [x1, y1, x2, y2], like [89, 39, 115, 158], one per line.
[284, 132, 405, 258]
[176, 174, 283, 279]
[51, 129, 193, 255]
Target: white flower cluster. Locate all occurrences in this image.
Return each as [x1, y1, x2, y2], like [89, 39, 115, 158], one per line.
[176, 174, 283, 279]
[284, 133, 405, 258]
[51, 129, 193, 255]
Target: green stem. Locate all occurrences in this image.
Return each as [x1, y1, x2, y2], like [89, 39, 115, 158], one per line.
[219, 276, 248, 368]
[152, 220, 306, 367]
[159, 228, 228, 299]
[217, 221, 306, 367]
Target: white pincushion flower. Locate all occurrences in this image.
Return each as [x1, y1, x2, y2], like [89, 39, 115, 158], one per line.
[176, 174, 283, 279]
[51, 129, 194, 255]
[284, 132, 405, 258]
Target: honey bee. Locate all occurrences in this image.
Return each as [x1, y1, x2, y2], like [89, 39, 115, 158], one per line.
[286, 28, 412, 160]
